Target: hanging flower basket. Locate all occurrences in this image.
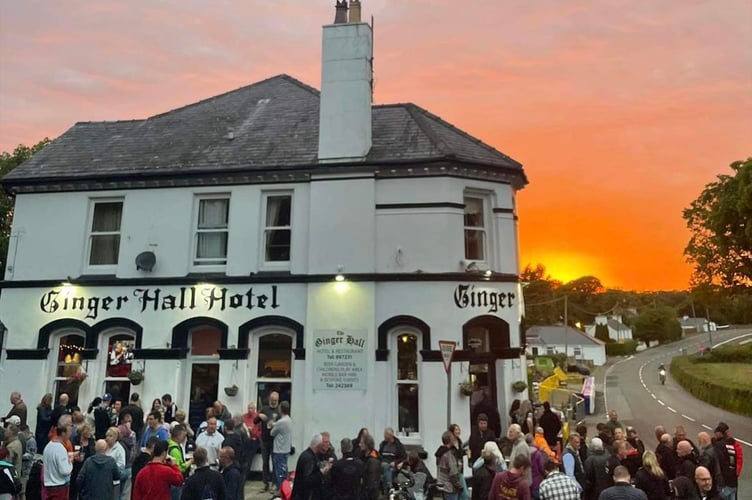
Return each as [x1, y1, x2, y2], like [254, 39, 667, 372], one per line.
[224, 384, 239, 397]
[512, 380, 528, 393]
[128, 370, 144, 385]
[458, 381, 473, 397]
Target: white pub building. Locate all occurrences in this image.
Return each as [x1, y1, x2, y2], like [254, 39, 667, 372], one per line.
[0, 1, 528, 463]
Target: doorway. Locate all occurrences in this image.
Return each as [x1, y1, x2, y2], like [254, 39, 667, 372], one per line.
[188, 363, 219, 430]
[466, 325, 500, 436]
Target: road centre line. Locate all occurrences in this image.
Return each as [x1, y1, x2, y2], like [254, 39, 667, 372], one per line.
[651, 394, 656, 399]
[658, 400, 665, 406]
[667, 406, 677, 413]
[702, 424, 713, 430]
[682, 414, 696, 422]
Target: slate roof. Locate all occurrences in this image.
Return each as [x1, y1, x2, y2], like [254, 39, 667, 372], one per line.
[526, 326, 605, 346]
[4, 74, 526, 188]
[607, 318, 631, 332]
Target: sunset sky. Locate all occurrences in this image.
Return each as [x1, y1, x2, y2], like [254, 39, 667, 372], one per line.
[1, 1, 750, 290]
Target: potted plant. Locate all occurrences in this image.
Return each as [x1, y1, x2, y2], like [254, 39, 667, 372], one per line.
[458, 380, 473, 397]
[128, 370, 144, 386]
[224, 384, 239, 397]
[512, 380, 528, 393]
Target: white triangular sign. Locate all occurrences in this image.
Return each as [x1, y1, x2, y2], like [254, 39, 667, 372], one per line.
[438, 340, 457, 374]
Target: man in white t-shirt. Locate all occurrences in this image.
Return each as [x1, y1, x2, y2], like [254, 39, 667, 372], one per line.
[42, 416, 74, 499]
[196, 417, 224, 468]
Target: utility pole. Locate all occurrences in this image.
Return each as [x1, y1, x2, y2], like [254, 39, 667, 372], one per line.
[564, 295, 568, 363]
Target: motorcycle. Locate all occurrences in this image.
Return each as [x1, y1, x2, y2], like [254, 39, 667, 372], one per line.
[659, 369, 666, 385]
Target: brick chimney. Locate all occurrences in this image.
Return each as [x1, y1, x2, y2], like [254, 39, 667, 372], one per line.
[318, 1, 373, 162]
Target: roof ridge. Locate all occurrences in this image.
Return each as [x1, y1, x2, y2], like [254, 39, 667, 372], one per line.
[146, 74, 317, 120]
[406, 103, 521, 167]
[403, 103, 452, 156]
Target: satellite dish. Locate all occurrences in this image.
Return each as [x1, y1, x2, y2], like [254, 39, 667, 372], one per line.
[135, 251, 156, 272]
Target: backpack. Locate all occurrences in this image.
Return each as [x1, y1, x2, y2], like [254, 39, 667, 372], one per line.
[0, 460, 23, 495]
[118, 439, 132, 465]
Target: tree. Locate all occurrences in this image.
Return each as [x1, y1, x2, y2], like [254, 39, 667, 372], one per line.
[683, 158, 752, 289]
[0, 139, 51, 275]
[634, 306, 682, 344]
[520, 264, 561, 327]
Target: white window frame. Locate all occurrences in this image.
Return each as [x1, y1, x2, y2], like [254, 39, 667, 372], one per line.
[192, 194, 231, 269]
[463, 192, 492, 264]
[391, 328, 422, 444]
[85, 198, 124, 271]
[546, 347, 555, 355]
[259, 191, 293, 271]
[247, 327, 294, 407]
[50, 331, 87, 407]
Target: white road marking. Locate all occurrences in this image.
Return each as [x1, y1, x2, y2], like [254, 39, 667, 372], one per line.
[651, 394, 656, 399]
[682, 414, 696, 422]
[739, 338, 752, 345]
[658, 400, 665, 406]
[667, 406, 677, 413]
[737, 437, 752, 448]
[713, 333, 752, 348]
[702, 424, 713, 430]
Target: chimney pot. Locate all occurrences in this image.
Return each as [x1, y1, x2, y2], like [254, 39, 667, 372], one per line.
[349, 0, 361, 23]
[334, 0, 348, 24]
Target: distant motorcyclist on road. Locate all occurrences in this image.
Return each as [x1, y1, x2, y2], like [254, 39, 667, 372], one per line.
[658, 364, 666, 385]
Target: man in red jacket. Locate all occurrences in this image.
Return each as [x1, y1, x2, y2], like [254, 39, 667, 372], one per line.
[131, 440, 183, 500]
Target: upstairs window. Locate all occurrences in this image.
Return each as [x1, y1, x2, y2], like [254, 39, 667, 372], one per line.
[88, 200, 123, 266]
[263, 194, 292, 264]
[464, 196, 486, 261]
[195, 196, 230, 266]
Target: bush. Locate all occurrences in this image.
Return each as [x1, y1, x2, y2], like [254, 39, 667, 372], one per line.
[671, 356, 752, 415]
[696, 343, 752, 363]
[605, 340, 637, 356]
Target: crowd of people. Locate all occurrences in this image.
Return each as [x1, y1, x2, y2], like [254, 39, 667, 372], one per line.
[0, 389, 746, 500]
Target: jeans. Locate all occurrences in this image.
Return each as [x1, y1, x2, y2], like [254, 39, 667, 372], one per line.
[721, 486, 737, 500]
[273, 452, 288, 489]
[261, 440, 274, 485]
[381, 462, 394, 492]
[245, 438, 260, 477]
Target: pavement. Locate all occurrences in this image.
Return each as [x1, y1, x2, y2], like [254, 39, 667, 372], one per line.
[243, 480, 280, 500]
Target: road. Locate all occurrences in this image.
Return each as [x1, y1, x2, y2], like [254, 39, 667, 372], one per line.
[604, 326, 752, 495]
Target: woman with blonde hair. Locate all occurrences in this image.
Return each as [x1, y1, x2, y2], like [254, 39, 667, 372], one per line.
[634, 450, 671, 499]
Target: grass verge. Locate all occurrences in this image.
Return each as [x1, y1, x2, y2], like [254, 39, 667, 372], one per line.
[671, 355, 752, 416]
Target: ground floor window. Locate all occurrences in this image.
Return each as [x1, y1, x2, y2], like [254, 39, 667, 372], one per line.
[256, 333, 292, 408]
[54, 333, 86, 407]
[395, 332, 420, 435]
[104, 333, 135, 405]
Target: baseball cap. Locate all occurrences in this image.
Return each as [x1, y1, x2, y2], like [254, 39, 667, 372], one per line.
[103, 393, 113, 402]
[715, 422, 729, 434]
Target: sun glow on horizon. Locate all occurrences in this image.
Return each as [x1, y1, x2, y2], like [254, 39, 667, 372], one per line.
[524, 252, 611, 286]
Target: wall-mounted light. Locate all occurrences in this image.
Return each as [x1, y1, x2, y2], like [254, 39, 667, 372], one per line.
[334, 265, 345, 282]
